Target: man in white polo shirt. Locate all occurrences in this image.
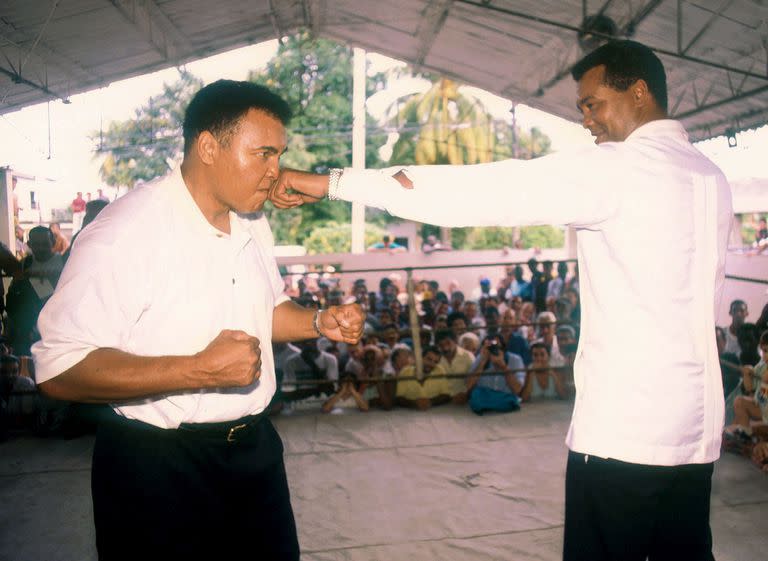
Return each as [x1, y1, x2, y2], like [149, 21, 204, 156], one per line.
[33, 80, 364, 561]
[271, 41, 732, 561]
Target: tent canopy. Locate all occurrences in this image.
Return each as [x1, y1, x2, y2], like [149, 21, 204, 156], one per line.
[1, 0, 767, 141]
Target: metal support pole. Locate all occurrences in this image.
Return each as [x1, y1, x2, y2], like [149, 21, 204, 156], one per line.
[407, 268, 424, 381]
[351, 47, 366, 254]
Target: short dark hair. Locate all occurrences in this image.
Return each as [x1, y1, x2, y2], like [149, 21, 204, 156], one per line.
[423, 345, 441, 358]
[571, 40, 668, 113]
[183, 80, 292, 155]
[29, 225, 54, 244]
[730, 299, 747, 314]
[446, 311, 467, 327]
[435, 329, 457, 344]
[530, 342, 549, 355]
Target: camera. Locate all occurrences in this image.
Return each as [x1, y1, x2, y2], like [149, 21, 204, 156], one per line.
[488, 341, 501, 356]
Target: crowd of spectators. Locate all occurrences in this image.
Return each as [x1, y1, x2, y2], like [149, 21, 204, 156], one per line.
[273, 258, 581, 419]
[2, 214, 768, 478]
[0, 199, 108, 440]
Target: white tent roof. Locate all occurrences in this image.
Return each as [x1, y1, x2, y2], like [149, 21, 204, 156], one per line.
[1, 1, 767, 141]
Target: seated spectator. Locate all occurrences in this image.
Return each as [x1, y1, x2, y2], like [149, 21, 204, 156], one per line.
[724, 330, 768, 443]
[521, 343, 569, 401]
[368, 235, 406, 253]
[1, 354, 39, 433]
[467, 335, 524, 415]
[321, 371, 369, 413]
[518, 301, 536, 342]
[357, 343, 396, 410]
[534, 311, 565, 367]
[390, 346, 414, 377]
[752, 441, 768, 473]
[395, 346, 450, 411]
[435, 329, 475, 404]
[458, 332, 480, 355]
[500, 309, 531, 365]
[717, 326, 741, 399]
[282, 339, 338, 402]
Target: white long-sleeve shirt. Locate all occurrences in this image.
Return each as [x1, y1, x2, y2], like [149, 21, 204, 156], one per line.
[338, 120, 732, 466]
[32, 168, 289, 428]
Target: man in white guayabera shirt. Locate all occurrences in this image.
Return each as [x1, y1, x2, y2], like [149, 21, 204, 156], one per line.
[270, 41, 732, 561]
[33, 80, 364, 561]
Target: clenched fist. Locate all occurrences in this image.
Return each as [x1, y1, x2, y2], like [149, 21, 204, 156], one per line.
[196, 329, 262, 388]
[318, 304, 366, 344]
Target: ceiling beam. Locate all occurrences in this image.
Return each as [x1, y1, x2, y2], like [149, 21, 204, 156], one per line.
[674, 84, 768, 120]
[0, 65, 70, 105]
[109, 0, 192, 62]
[528, 0, 664, 97]
[414, 0, 454, 69]
[681, 0, 735, 55]
[456, 0, 768, 82]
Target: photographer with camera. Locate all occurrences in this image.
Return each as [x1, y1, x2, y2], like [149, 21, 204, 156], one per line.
[466, 335, 524, 415]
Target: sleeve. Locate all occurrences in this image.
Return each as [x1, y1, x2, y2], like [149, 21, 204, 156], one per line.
[31, 217, 150, 384]
[338, 145, 622, 229]
[507, 353, 526, 385]
[254, 215, 290, 307]
[325, 353, 339, 382]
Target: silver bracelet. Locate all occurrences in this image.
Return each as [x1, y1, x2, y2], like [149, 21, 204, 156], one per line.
[312, 309, 324, 337]
[327, 168, 343, 200]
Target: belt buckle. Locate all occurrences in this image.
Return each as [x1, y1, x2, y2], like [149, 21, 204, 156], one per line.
[226, 422, 248, 443]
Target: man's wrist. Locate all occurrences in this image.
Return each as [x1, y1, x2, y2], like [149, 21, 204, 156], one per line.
[327, 168, 344, 200]
[312, 309, 324, 337]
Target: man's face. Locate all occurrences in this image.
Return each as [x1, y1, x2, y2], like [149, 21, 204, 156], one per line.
[465, 302, 477, 318]
[211, 108, 286, 213]
[438, 337, 456, 359]
[423, 351, 440, 374]
[538, 321, 554, 343]
[577, 65, 641, 144]
[450, 318, 467, 336]
[731, 303, 748, 327]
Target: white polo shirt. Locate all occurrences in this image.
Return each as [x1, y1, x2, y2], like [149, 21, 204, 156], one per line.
[337, 120, 732, 466]
[32, 167, 289, 428]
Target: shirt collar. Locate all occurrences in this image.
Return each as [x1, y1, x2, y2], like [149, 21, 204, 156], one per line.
[167, 166, 253, 249]
[624, 119, 688, 143]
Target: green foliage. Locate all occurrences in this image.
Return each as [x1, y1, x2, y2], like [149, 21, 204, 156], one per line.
[304, 222, 387, 254]
[93, 71, 202, 188]
[519, 226, 564, 249]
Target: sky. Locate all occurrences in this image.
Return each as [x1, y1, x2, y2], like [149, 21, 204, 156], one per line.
[1, 39, 766, 212]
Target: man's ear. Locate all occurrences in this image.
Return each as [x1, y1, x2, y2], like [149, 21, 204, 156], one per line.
[631, 79, 651, 107]
[196, 131, 219, 165]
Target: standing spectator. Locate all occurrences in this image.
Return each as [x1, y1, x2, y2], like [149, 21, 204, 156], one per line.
[49, 222, 70, 255]
[70, 192, 86, 232]
[506, 264, 531, 302]
[96, 188, 110, 202]
[723, 300, 749, 356]
[529, 257, 548, 313]
[422, 234, 451, 253]
[14, 225, 28, 259]
[368, 235, 405, 253]
[6, 226, 64, 355]
[547, 261, 569, 302]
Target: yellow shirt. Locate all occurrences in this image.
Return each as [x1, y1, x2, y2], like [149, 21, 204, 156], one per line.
[438, 347, 475, 395]
[396, 364, 449, 400]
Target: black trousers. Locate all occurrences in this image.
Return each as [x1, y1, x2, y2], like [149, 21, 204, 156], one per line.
[564, 451, 715, 561]
[92, 411, 300, 561]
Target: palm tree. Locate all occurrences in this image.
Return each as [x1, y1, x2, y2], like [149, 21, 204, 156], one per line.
[387, 78, 496, 244]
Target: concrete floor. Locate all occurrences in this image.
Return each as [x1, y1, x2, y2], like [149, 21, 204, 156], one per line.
[1, 401, 767, 561]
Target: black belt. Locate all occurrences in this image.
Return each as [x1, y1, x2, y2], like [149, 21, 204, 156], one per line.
[178, 410, 268, 443]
